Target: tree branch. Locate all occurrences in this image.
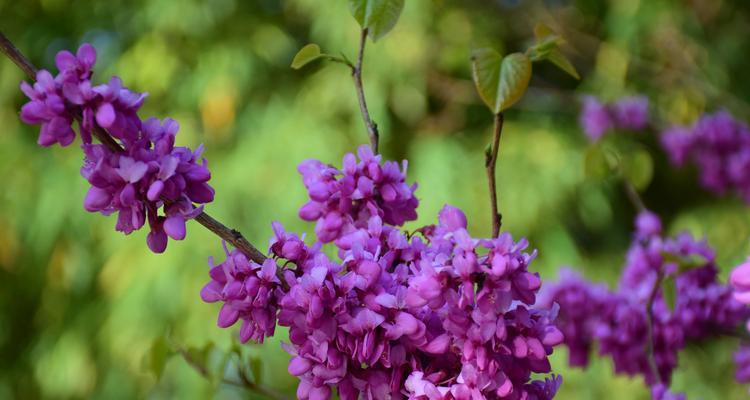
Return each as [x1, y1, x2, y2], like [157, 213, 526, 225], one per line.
[485, 113, 504, 237]
[0, 32, 36, 80]
[351, 28, 379, 154]
[0, 31, 267, 264]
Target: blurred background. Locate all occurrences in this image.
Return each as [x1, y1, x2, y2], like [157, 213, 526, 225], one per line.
[1, 0, 749, 398]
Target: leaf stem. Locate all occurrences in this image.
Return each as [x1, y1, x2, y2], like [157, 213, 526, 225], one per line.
[622, 179, 646, 213]
[485, 113, 504, 237]
[0, 31, 268, 265]
[351, 28, 380, 154]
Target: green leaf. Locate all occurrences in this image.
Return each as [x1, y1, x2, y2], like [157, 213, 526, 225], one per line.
[185, 342, 215, 373]
[584, 144, 616, 180]
[547, 49, 580, 80]
[528, 23, 579, 79]
[348, 0, 405, 41]
[662, 276, 677, 311]
[621, 149, 653, 190]
[662, 252, 709, 272]
[471, 49, 532, 113]
[529, 23, 562, 60]
[248, 356, 263, 384]
[143, 337, 172, 379]
[291, 44, 323, 70]
[534, 23, 554, 40]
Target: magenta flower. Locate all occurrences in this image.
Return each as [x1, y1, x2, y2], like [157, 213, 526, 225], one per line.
[612, 96, 649, 130]
[579, 96, 613, 141]
[18, 44, 214, 252]
[731, 259, 750, 304]
[201, 248, 281, 343]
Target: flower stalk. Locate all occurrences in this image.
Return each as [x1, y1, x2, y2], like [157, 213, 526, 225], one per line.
[485, 112, 504, 237]
[351, 28, 379, 154]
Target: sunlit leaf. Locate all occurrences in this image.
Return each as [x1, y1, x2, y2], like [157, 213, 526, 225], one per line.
[547, 49, 580, 80]
[248, 356, 263, 384]
[621, 148, 653, 190]
[348, 0, 405, 41]
[291, 44, 323, 69]
[534, 23, 556, 41]
[584, 144, 616, 180]
[527, 23, 579, 79]
[471, 49, 532, 113]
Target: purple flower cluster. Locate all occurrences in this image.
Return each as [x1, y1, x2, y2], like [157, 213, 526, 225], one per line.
[536, 269, 608, 367]
[579, 95, 650, 141]
[19, 44, 214, 252]
[202, 146, 563, 400]
[540, 211, 746, 397]
[200, 246, 282, 343]
[297, 145, 418, 242]
[661, 111, 750, 203]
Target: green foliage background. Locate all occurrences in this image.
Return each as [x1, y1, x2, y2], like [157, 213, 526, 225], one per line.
[1, 0, 749, 398]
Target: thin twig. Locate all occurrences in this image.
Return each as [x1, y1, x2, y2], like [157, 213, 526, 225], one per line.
[485, 113, 504, 237]
[0, 31, 267, 264]
[0, 32, 37, 79]
[351, 28, 379, 154]
[644, 268, 664, 386]
[622, 179, 646, 213]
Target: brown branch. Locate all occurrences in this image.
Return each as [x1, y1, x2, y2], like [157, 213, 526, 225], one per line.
[0, 31, 267, 264]
[485, 113, 504, 237]
[0, 32, 37, 79]
[351, 28, 379, 154]
[194, 213, 266, 264]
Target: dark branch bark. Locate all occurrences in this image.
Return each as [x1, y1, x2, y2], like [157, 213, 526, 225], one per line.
[0, 31, 267, 264]
[0, 32, 37, 80]
[351, 28, 379, 154]
[485, 113, 504, 237]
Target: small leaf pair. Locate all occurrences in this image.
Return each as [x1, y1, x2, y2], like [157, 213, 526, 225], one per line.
[471, 23, 579, 114]
[527, 23, 580, 80]
[291, 0, 404, 70]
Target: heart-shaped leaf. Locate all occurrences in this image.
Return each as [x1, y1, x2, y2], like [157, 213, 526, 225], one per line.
[291, 44, 323, 70]
[348, 0, 405, 41]
[472, 49, 532, 113]
[584, 144, 621, 180]
[621, 148, 653, 190]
